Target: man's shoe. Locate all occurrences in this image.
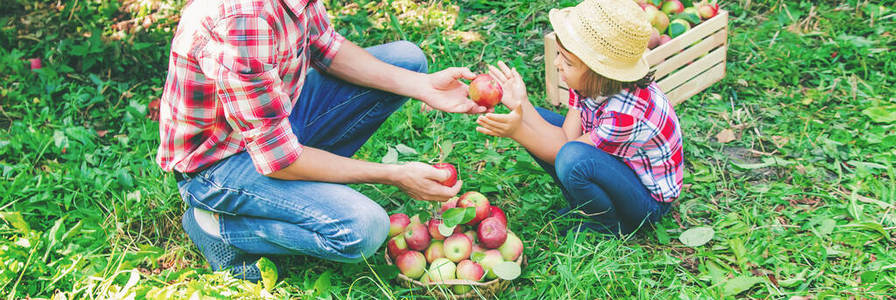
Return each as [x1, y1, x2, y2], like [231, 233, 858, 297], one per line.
[182, 207, 263, 282]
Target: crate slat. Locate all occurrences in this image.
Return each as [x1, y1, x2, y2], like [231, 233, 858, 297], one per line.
[544, 32, 562, 105]
[664, 61, 726, 106]
[656, 45, 726, 93]
[645, 10, 729, 65]
[653, 29, 727, 80]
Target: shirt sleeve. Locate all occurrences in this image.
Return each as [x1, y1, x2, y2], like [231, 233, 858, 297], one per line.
[568, 89, 583, 111]
[211, 15, 302, 175]
[307, 1, 345, 71]
[588, 111, 645, 159]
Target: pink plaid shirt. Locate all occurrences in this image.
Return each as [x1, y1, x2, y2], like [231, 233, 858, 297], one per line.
[568, 83, 684, 202]
[156, 0, 344, 175]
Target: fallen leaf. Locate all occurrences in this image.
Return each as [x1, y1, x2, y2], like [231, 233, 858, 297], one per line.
[716, 129, 736, 143]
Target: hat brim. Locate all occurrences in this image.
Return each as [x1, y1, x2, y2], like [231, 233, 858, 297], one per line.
[549, 8, 649, 82]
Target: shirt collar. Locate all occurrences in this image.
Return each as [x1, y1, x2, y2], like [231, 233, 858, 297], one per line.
[281, 0, 312, 16]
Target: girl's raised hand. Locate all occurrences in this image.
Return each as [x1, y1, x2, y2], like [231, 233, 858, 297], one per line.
[487, 61, 528, 108]
[475, 103, 523, 138]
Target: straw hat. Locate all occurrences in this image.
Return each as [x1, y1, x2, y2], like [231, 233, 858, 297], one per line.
[549, 0, 652, 82]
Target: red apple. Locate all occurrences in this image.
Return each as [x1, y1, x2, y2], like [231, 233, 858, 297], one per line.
[696, 1, 719, 19]
[477, 249, 504, 280]
[458, 191, 490, 226]
[488, 205, 507, 226]
[425, 240, 446, 263]
[387, 235, 409, 260]
[441, 196, 459, 213]
[389, 213, 410, 238]
[471, 243, 485, 254]
[644, 5, 669, 33]
[661, 0, 684, 14]
[659, 34, 673, 45]
[431, 163, 458, 187]
[396, 251, 426, 279]
[456, 259, 485, 282]
[647, 27, 661, 50]
[497, 232, 523, 262]
[477, 217, 508, 249]
[403, 222, 431, 251]
[469, 74, 503, 108]
[454, 224, 466, 235]
[29, 58, 42, 70]
[428, 218, 448, 241]
[443, 233, 473, 263]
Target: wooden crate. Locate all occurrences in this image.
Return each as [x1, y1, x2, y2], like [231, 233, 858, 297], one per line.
[544, 10, 729, 106]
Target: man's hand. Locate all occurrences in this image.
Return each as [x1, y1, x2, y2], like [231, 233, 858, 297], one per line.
[418, 67, 490, 114]
[392, 162, 462, 202]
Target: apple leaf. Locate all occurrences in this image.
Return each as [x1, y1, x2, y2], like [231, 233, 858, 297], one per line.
[674, 13, 701, 25]
[442, 207, 476, 227]
[381, 147, 398, 164]
[679, 226, 715, 247]
[668, 23, 687, 38]
[256, 257, 278, 291]
[438, 140, 454, 162]
[862, 104, 896, 123]
[471, 251, 485, 262]
[394, 144, 418, 155]
[438, 222, 455, 237]
[492, 261, 521, 280]
[722, 276, 764, 296]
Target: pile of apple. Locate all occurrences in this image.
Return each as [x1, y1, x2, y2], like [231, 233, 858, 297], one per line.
[638, 0, 720, 49]
[385, 191, 524, 294]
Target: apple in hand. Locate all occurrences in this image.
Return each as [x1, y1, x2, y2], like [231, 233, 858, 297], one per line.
[458, 191, 490, 226]
[403, 222, 431, 251]
[396, 251, 426, 279]
[428, 258, 457, 283]
[432, 163, 458, 187]
[387, 235, 409, 260]
[469, 74, 503, 109]
[425, 240, 446, 263]
[477, 217, 507, 249]
[498, 231, 523, 262]
[389, 213, 410, 238]
[443, 233, 473, 262]
[477, 249, 504, 280]
[488, 205, 507, 226]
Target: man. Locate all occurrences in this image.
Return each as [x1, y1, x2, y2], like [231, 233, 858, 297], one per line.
[156, 0, 487, 281]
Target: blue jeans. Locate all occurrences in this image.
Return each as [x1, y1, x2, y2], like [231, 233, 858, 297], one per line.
[532, 107, 670, 236]
[176, 41, 428, 263]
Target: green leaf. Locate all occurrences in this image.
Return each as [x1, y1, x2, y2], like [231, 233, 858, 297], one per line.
[394, 144, 418, 155]
[862, 104, 896, 123]
[722, 276, 764, 296]
[442, 207, 476, 227]
[674, 13, 701, 25]
[668, 23, 687, 38]
[371, 264, 399, 281]
[655, 222, 670, 245]
[313, 271, 332, 297]
[679, 226, 714, 247]
[492, 261, 521, 280]
[381, 147, 398, 164]
[438, 140, 454, 162]
[471, 251, 485, 262]
[256, 257, 278, 291]
[0, 211, 30, 233]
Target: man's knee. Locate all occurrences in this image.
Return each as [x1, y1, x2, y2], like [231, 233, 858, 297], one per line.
[329, 202, 389, 263]
[384, 40, 428, 74]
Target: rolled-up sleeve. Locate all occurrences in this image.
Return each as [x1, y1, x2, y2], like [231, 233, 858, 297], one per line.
[211, 15, 302, 175]
[306, 1, 345, 71]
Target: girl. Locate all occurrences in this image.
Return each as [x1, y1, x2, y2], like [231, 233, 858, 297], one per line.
[476, 0, 683, 236]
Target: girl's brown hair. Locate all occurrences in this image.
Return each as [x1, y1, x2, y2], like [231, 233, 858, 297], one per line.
[556, 37, 654, 98]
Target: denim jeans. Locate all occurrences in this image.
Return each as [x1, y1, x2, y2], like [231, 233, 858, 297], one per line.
[532, 107, 670, 236]
[176, 41, 428, 263]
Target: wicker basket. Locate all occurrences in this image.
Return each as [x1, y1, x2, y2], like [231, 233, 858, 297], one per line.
[544, 10, 729, 106]
[385, 252, 526, 299]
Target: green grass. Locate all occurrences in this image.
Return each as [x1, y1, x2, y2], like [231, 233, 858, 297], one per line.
[1, 0, 895, 298]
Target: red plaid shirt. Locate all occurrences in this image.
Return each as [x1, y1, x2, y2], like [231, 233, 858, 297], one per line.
[156, 0, 344, 175]
[568, 83, 684, 202]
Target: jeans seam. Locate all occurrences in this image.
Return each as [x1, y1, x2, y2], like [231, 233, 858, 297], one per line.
[305, 89, 374, 129]
[336, 100, 384, 144]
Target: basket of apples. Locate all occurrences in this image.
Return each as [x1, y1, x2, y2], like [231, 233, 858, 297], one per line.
[385, 191, 525, 299]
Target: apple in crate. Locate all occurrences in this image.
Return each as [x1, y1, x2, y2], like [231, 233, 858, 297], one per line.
[644, 5, 669, 33]
[488, 205, 507, 226]
[477, 249, 504, 280]
[477, 217, 508, 249]
[396, 251, 426, 279]
[387, 235, 409, 260]
[428, 258, 457, 283]
[453, 259, 485, 294]
[403, 222, 431, 251]
[428, 218, 448, 241]
[388, 213, 410, 238]
[696, 0, 720, 19]
[468, 74, 503, 108]
[661, 0, 684, 14]
[498, 232, 523, 262]
[458, 191, 490, 226]
[425, 240, 446, 263]
[444, 233, 472, 262]
[431, 163, 457, 187]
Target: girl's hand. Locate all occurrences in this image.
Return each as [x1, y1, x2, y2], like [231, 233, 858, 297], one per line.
[476, 103, 524, 138]
[487, 61, 528, 108]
